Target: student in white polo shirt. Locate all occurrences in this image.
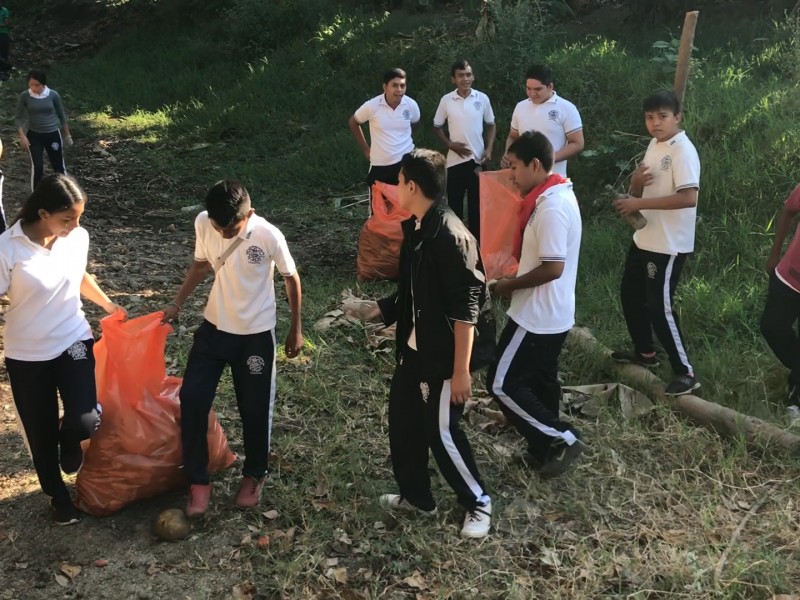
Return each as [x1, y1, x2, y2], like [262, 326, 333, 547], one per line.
[433, 58, 496, 240]
[0, 174, 126, 525]
[348, 68, 421, 187]
[161, 180, 303, 518]
[489, 132, 586, 478]
[612, 89, 701, 396]
[501, 65, 583, 178]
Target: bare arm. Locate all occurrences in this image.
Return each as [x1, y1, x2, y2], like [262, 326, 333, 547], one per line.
[81, 272, 126, 316]
[767, 205, 799, 272]
[283, 272, 303, 357]
[411, 120, 420, 134]
[161, 259, 213, 322]
[483, 122, 497, 163]
[433, 124, 471, 158]
[500, 129, 520, 168]
[348, 115, 370, 161]
[450, 320, 475, 405]
[614, 188, 698, 216]
[554, 129, 584, 163]
[492, 261, 564, 298]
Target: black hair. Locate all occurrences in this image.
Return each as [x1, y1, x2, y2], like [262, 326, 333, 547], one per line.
[400, 149, 446, 201]
[524, 64, 553, 86]
[14, 174, 86, 224]
[642, 89, 681, 115]
[507, 131, 554, 173]
[383, 68, 407, 84]
[28, 69, 47, 85]
[450, 59, 472, 77]
[205, 180, 252, 228]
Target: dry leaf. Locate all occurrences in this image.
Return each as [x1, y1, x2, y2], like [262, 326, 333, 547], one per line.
[327, 567, 349, 584]
[147, 564, 161, 575]
[232, 582, 256, 600]
[339, 590, 367, 600]
[325, 558, 339, 567]
[403, 571, 428, 590]
[54, 574, 70, 587]
[262, 509, 279, 520]
[60, 563, 82, 579]
[540, 548, 561, 567]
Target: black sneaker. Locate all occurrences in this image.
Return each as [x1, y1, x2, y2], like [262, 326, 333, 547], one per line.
[611, 350, 659, 369]
[51, 499, 81, 526]
[515, 450, 544, 471]
[59, 439, 84, 474]
[664, 374, 700, 396]
[539, 437, 586, 479]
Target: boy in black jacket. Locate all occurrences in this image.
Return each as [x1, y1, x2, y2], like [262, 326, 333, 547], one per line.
[363, 148, 492, 538]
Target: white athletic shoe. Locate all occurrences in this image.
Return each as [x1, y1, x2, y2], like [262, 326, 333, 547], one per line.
[379, 494, 437, 516]
[786, 405, 800, 424]
[460, 502, 492, 539]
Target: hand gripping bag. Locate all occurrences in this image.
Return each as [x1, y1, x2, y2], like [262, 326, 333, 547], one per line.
[479, 169, 523, 281]
[356, 182, 412, 281]
[76, 312, 236, 516]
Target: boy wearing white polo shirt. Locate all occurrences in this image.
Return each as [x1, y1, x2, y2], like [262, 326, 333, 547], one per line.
[433, 59, 496, 240]
[348, 68, 421, 187]
[501, 64, 583, 178]
[162, 180, 303, 517]
[490, 131, 585, 478]
[612, 90, 700, 396]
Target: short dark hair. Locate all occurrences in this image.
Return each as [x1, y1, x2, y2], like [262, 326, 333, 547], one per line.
[205, 180, 251, 228]
[400, 149, 446, 201]
[524, 64, 553, 86]
[28, 69, 47, 85]
[450, 58, 471, 77]
[383, 68, 407, 84]
[15, 174, 86, 224]
[642, 89, 681, 115]
[507, 131, 554, 173]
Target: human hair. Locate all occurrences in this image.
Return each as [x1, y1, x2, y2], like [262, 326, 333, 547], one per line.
[450, 58, 471, 77]
[205, 180, 252, 228]
[524, 64, 553, 86]
[400, 149, 446, 201]
[642, 89, 681, 115]
[28, 69, 47, 85]
[383, 68, 407, 84]
[14, 174, 87, 224]
[507, 131, 554, 173]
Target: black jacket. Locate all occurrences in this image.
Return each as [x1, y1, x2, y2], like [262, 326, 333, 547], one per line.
[378, 203, 495, 381]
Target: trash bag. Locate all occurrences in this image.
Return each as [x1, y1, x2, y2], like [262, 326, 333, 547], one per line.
[76, 312, 236, 516]
[356, 182, 412, 281]
[479, 170, 522, 281]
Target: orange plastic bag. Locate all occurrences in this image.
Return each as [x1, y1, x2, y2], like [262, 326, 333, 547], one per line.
[76, 312, 236, 516]
[356, 182, 412, 281]
[479, 170, 523, 281]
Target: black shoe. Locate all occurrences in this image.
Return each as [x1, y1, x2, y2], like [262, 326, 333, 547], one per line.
[664, 374, 700, 396]
[539, 437, 586, 479]
[611, 350, 659, 369]
[515, 450, 544, 471]
[59, 439, 84, 474]
[51, 499, 81, 526]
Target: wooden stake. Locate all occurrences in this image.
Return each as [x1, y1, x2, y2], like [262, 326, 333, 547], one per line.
[673, 11, 700, 107]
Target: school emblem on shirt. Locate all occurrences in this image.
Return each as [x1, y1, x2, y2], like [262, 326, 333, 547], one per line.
[548, 109, 560, 121]
[473, 101, 483, 111]
[247, 355, 265, 375]
[402, 109, 411, 120]
[647, 262, 658, 279]
[246, 245, 265, 264]
[420, 381, 430, 402]
[67, 341, 88, 360]
[660, 155, 672, 171]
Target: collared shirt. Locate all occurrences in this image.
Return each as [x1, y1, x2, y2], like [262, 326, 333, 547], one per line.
[195, 211, 297, 335]
[433, 88, 495, 168]
[510, 91, 582, 177]
[354, 94, 420, 166]
[0, 222, 93, 360]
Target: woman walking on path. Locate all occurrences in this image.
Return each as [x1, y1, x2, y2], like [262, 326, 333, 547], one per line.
[15, 69, 73, 190]
[0, 174, 126, 525]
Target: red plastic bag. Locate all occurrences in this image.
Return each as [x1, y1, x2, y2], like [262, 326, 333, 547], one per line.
[356, 182, 412, 281]
[479, 169, 523, 281]
[76, 312, 236, 516]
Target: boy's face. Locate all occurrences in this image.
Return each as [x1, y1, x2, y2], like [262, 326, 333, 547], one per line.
[451, 67, 474, 94]
[382, 77, 407, 105]
[508, 152, 546, 196]
[209, 210, 253, 239]
[525, 78, 554, 104]
[645, 107, 682, 142]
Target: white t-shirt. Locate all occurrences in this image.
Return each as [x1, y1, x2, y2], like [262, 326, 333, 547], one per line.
[0, 222, 93, 361]
[633, 131, 700, 255]
[433, 89, 495, 168]
[510, 92, 582, 177]
[354, 94, 420, 166]
[195, 212, 297, 335]
[507, 182, 582, 334]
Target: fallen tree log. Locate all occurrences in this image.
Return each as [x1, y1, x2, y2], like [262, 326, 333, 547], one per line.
[568, 327, 800, 453]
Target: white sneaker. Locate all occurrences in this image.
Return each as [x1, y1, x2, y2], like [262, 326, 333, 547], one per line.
[787, 405, 800, 423]
[379, 494, 437, 517]
[460, 502, 492, 538]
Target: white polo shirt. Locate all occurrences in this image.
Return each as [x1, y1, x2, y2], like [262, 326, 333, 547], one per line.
[0, 222, 93, 361]
[433, 88, 495, 168]
[507, 182, 582, 334]
[510, 92, 583, 177]
[195, 211, 297, 335]
[633, 131, 700, 255]
[353, 94, 420, 166]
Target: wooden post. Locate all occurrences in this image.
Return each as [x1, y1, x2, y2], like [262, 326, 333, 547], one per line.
[673, 11, 700, 106]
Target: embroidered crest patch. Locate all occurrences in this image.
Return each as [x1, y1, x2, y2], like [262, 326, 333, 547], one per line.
[67, 341, 88, 360]
[247, 355, 265, 375]
[660, 155, 672, 171]
[246, 245, 265, 264]
[548, 109, 560, 121]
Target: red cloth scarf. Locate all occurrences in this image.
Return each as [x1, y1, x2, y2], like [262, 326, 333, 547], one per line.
[513, 174, 568, 260]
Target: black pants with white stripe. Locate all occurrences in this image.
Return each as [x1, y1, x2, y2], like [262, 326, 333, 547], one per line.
[5, 339, 101, 504]
[488, 321, 578, 463]
[0, 169, 6, 233]
[388, 350, 489, 511]
[447, 160, 481, 241]
[761, 273, 800, 391]
[28, 129, 66, 191]
[179, 320, 276, 484]
[620, 244, 693, 375]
